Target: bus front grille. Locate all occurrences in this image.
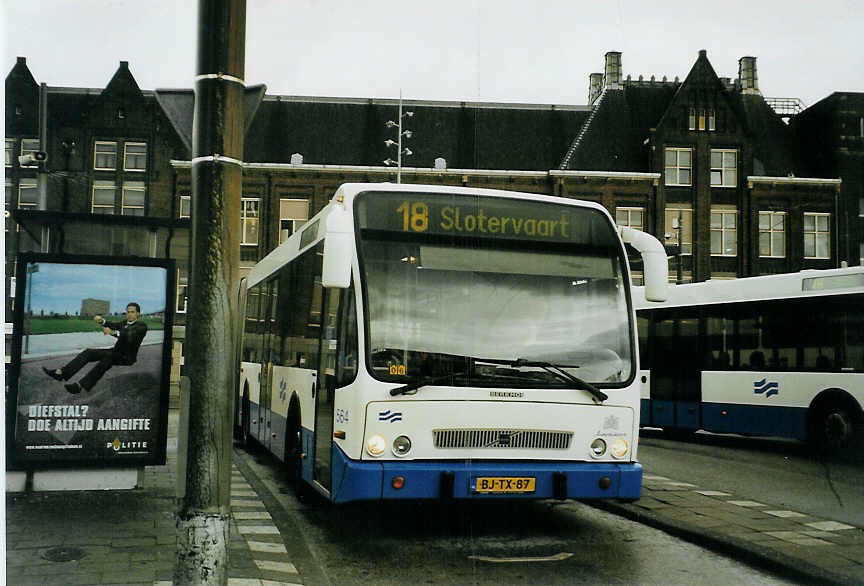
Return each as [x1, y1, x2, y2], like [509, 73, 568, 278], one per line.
[432, 429, 573, 450]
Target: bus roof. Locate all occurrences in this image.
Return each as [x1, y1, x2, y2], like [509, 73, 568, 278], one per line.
[632, 266, 864, 310]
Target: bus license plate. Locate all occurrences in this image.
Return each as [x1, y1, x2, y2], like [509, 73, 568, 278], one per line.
[474, 477, 536, 493]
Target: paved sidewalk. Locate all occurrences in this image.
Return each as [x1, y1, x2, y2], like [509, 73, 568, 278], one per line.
[5, 409, 303, 586]
[596, 473, 864, 585]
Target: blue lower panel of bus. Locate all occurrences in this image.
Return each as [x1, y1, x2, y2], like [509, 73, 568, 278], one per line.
[329, 445, 642, 504]
[701, 403, 807, 440]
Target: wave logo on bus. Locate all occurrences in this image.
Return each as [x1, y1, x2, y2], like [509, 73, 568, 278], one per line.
[378, 410, 403, 423]
[753, 379, 779, 398]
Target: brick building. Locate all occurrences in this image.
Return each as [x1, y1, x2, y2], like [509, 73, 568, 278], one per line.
[6, 50, 863, 382]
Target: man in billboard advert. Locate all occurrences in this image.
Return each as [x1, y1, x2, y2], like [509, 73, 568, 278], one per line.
[42, 302, 149, 393]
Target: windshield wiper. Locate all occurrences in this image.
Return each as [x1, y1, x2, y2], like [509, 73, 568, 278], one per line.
[476, 357, 608, 404]
[389, 372, 467, 396]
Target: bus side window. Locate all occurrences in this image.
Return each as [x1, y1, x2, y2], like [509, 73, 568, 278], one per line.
[336, 285, 358, 387]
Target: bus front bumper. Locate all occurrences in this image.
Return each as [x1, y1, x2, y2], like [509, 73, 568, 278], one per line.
[330, 446, 642, 503]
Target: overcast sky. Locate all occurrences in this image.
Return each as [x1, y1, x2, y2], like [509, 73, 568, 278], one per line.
[3, 1, 863, 108]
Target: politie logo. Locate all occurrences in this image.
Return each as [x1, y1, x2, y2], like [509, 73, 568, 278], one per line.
[753, 378, 779, 398]
[378, 410, 403, 423]
[279, 379, 287, 402]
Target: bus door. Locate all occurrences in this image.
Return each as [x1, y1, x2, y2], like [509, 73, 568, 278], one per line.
[259, 280, 278, 450]
[313, 285, 340, 491]
[650, 309, 701, 430]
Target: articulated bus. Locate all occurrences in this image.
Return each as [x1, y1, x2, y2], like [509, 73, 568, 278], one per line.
[633, 267, 864, 451]
[236, 183, 668, 503]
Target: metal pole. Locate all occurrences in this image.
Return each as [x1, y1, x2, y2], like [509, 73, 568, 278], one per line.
[174, 1, 245, 583]
[397, 90, 402, 184]
[676, 209, 683, 285]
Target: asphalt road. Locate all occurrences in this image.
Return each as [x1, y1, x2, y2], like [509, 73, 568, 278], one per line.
[235, 445, 800, 586]
[637, 428, 864, 528]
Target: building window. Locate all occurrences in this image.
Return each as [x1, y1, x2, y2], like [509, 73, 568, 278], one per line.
[803, 212, 830, 259]
[710, 206, 737, 256]
[5, 181, 12, 232]
[688, 108, 715, 131]
[94, 141, 118, 170]
[18, 179, 38, 208]
[758, 211, 786, 258]
[123, 142, 147, 171]
[710, 149, 737, 187]
[664, 147, 692, 186]
[615, 207, 644, 231]
[176, 269, 188, 313]
[122, 181, 145, 216]
[664, 205, 693, 255]
[279, 198, 309, 244]
[92, 180, 116, 214]
[241, 197, 260, 245]
[179, 194, 191, 218]
[5, 139, 15, 167]
[858, 197, 864, 218]
[20, 139, 40, 167]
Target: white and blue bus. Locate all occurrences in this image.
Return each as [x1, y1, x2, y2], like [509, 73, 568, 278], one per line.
[634, 267, 864, 451]
[237, 183, 668, 503]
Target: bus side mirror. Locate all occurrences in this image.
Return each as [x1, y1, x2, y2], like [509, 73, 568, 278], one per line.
[619, 226, 668, 302]
[322, 203, 352, 288]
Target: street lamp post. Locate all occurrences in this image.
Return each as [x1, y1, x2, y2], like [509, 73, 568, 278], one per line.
[383, 90, 413, 183]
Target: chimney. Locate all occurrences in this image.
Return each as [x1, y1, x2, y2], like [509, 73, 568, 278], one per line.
[604, 51, 622, 89]
[588, 73, 604, 104]
[738, 56, 760, 94]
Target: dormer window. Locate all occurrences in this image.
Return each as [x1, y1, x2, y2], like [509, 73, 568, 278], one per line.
[688, 107, 715, 131]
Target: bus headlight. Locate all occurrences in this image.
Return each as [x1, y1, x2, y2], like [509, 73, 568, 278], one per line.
[610, 438, 629, 459]
[392, 435, 412, 457]
[366, 434, 387, 457]
[590, 438, 607, 458]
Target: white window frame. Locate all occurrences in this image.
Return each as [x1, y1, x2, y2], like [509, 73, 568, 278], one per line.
[241, 197, 260, 246]
[123, 142, 147, 171]
[176, 268, 188, 313]
[664, 147, 692, 186]
[710, 149, 737, 188]
[94, 141, 118, 170]
[18, 179, 38, 208]
[5, 139, 15, 167]
[179, 194, 191, 219]
[279, 198, 309, 244]
[20, 138, 40, 167]
[121, 181, 146, 216]
[92, 180, 116, 214]
[803, 212, 830, 259]
[615, 206, 644, 231]
[664, 205, 693, 255]
[710, 206, 738, 257]
[758, 211, 786, 258]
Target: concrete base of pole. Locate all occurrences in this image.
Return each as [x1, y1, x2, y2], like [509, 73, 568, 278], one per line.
[173, 513, 231, 585]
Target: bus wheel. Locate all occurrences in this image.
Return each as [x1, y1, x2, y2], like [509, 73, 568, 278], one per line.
[239, 390, 251, 448]
[286, 409, 309, 501]
[811, 402, 858, 454]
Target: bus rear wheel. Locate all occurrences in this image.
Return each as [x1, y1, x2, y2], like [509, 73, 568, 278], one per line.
[811, 402, 859, 454]
[239, 390, 251, 448]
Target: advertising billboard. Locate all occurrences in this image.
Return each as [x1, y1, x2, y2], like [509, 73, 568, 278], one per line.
[7, 254, 174, 468]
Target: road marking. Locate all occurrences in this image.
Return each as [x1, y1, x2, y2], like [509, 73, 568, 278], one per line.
[805, 520, 855, 531]
[248, 541, 289, 554]
[254, 559, 299, 574]
[234, 511, 273, 520]
[764, 510, 807, 518]
[727, 500, 766, 508]
[694, 490, 731, 497]
[468, 552, 573, 563]
[238, 524, 281, 535]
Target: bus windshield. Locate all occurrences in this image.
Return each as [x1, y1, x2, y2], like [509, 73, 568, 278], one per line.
[356, 191, 633, 388]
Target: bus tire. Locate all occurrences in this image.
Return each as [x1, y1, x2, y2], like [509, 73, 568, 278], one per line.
[239, 387, 252, 449]
[285, 402, 310, 501]
[808, 392, 862, 455]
